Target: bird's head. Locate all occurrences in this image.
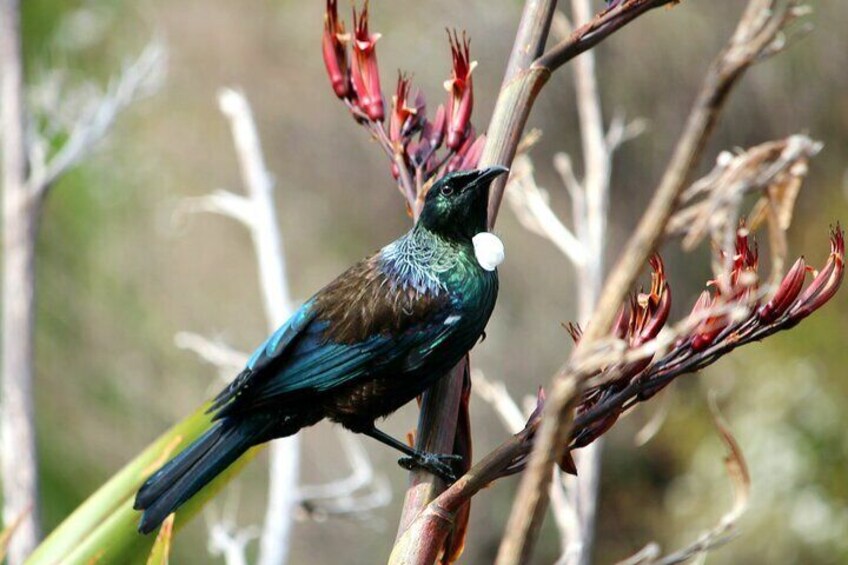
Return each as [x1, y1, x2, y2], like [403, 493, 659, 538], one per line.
[418, 166, 509, 240]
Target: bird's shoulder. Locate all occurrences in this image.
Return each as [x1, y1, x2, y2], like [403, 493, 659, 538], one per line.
[312, 251, 452, 345]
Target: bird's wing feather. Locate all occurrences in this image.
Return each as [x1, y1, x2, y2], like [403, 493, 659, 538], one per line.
[211, 255, 457, 418]
[208, 301, 318, 413]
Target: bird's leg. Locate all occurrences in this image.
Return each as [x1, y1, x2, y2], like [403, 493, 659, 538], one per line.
[360, 425, 462, 482]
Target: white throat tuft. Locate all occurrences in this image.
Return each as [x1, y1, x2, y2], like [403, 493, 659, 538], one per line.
[472, 232, 504, 271]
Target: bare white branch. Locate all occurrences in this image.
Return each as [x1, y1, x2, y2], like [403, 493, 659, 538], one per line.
[552, 152, 587, 247]
[471, 369, 527, 434]
[218, 88, 292, 328]
[551, 470, 582, 565]
[298, 432, 378, 500]
[174, 331, 248, 380]
[207, 520, 261, 565]
[506, 155, 587, 267]
[606, 113, 648, 153]
[552, 152, 584, 204]
[29, 39, 166, 198]
[2, 8, 165, 560]
[297, 432, 392, 519]
[175, 190, 256, 228]
[558, 0, 629, 561]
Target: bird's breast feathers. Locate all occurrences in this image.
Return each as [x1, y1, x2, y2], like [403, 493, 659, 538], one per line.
[312, 228, 496, 344]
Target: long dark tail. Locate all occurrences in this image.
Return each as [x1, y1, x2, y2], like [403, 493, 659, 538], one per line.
[134, 418, 266, 534]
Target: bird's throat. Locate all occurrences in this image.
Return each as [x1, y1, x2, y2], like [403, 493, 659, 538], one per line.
[379, 226, 466, 296]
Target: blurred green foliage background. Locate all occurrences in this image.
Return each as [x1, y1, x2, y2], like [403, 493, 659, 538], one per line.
[12, 0, 848, 563]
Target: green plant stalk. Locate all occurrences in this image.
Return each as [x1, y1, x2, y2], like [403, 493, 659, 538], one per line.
[27, 404, 261, 565]
[145, 515, 174, 565]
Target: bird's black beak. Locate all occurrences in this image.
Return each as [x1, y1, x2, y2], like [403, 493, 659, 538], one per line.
[476, 165, 509, 185]
[462, 165, 509, 192]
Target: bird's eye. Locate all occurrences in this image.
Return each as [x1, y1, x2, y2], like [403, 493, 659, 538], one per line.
[441, 184, 454, 196]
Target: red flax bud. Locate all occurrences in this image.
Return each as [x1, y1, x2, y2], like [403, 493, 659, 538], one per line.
[445, 127, 476, 172]
[458, 134, 486, 171]
[612, 303, 630, 339]
[566, 322, 582, 344]
[633, 255, 671, 346]
[350, 1, 384, 121]
[692, 227, 758, 351]
[690, 291, 725, 352]
[728, 225, 759, 301]
[322, 0, 350, 98]
[444, 30, 475, 150]
[757, 257, 808, 324]
[428, 104, 446, 150]
[789, 226, 844, 321]
[389, 73, 417, 145]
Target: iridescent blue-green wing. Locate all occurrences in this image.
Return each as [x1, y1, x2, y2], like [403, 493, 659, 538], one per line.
[210, 256, 454, 418]
[208, 300, 318, 413]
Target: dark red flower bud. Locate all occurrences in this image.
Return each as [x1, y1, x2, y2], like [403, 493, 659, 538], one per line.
[733, 226, 759, 298]
[758, 257, 808, 324]
[350, 1, 384, 121]
[445, 127, 476, 173]
[389, 73, 417, 145]
[612, 303, 630, 340]
[428, 104, 447, 150]
[559, 450, 578, 475]
[566, 322, 582, 344]
[789, 226, 844, 321]
[444, 30, 475, 150]
[525, 387, 546, 431]
[689, 291, 725, 352]
[691, 327, 721, 352]
[688, 291, 712, 324]
[633, 255, 671, 346]
[322, 0, 350, 99]
[458, 134, 486, 171]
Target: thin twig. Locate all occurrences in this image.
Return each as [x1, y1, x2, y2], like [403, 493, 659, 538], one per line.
[174, 332, 249, 375]
[486, 0, 677, 233]
[536, 0, 678, 73]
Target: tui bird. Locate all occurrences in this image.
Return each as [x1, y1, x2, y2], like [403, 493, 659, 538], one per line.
[134, 166, 508, 534]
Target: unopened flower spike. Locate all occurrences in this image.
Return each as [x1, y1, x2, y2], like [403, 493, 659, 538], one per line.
[389, 72, 418, 145]
[444, 29, 476, 150]
[758, 256, 807, 324]
[322, 0, 350, 99]
[350, 1, 384, 121]
[788, 224, 844, 321]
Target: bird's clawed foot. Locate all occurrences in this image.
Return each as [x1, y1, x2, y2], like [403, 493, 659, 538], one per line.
[397, 451, 463, 482]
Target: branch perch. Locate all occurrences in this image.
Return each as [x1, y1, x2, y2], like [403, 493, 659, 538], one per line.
[496, 2, 804, 563]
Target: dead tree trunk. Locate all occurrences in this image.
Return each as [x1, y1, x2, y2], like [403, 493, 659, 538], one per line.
[1, 0, 42, 561]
